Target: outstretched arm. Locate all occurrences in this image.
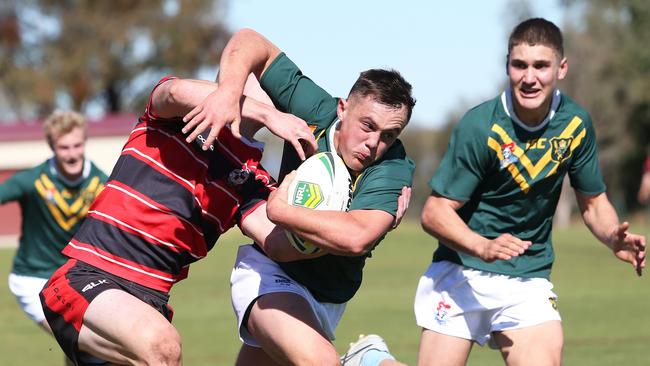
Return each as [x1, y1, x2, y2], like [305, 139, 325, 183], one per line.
[420, 193, 531, 262]
[151, 78, 315, 158]
[182, 29, 283, 149]
[576, 191, 646, 276]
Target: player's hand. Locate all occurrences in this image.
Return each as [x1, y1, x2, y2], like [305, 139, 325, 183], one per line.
[182, 87, 242, 150]
[479, 233, 531, 263]
[267, 111, 317, 161]
[267, 171, 296, 223]
[609, 222, 646, 276]
[391, 186, 411, 230]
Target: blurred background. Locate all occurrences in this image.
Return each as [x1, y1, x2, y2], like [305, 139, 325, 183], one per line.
[0, 1, 648, 364]
[1, 0, 649, 237]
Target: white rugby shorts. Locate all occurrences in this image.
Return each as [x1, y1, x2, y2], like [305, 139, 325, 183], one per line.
[230, 244, 346, 347]
[414, 260, 560, 347]
[8, 273, 49, 323]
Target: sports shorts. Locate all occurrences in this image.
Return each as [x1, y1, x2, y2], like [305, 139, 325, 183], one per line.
[8, 272, 49, 323]
[414, 260, 560, 347]
[40, 259, 172, 366]
[230, 244, 346, 347]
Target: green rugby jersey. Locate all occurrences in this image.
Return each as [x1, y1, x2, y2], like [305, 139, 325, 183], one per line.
[260, 53, 415, 303]
[0, 159, 107, 278]
[429, 89, 606, 279]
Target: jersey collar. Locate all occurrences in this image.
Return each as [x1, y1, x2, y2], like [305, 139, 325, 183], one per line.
[48, 158, 91, 187]
[501, 88, 562, 132]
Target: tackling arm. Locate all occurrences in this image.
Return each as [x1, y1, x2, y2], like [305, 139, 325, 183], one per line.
[240, 202, 326, 262]
[150, 78, 315, 156]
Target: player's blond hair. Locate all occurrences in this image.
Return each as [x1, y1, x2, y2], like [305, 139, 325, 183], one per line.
[43, 110, 87, 145]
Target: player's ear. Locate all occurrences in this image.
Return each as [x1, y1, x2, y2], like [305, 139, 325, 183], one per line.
[557, 57, 568, 80]
[337, 98, 348, 121]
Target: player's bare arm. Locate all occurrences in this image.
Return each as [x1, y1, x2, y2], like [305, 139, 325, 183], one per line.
[576, 191, 647, 276]
[421, 194, 531, 262]
[266, 171, 395, 256]
[240, 203, 327, 262]
[183, 28, 281, 149]
[151, 78, 316, 158]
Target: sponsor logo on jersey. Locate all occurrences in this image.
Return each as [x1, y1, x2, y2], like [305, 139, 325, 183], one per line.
[272, 274, 292, 287]
[550, 137, 574, 163]
[82, 279, 108, 293]
[435, 300, 451, 324]
[499, 142, 519, 169]
[292, 181, 323, 209]
[548, 296, 558, 311]
[227, 168, 250, 186]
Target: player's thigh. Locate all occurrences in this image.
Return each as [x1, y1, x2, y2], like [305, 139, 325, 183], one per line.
[247, 292, 339, 366]
[79, 288, 181, 365]
[417, 328, 472, 366]
[493, 320, 563, 366]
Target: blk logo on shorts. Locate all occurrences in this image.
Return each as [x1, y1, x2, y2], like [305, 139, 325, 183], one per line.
[82, 279, 108, 293]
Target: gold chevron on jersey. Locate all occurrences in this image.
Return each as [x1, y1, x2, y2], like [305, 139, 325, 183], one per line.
[488, 116, 585, 193]
[34, 174, 104, 230]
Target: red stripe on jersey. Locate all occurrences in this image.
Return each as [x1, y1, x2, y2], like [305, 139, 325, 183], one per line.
[90, 184, 206, 257]
[105, 180, 204, 237]
[63, 240, 185, 292]
[41, 259, 87, 331]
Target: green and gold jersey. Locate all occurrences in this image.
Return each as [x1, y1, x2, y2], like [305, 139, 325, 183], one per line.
[0, 159, 107, 278]
[260, 53, 415, 303]
[429, 89, 605, 279]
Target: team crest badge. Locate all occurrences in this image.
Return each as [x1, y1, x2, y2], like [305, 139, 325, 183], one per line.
[550, 137, 573, 162]
[227, 168, 250, 186]
[435, 300, 451, 324]
[499, 142, 519, 169]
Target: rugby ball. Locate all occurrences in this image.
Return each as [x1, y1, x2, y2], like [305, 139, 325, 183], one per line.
[285, 152, 352, 254]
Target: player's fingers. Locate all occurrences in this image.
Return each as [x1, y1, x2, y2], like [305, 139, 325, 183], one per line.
[182, 107, 203, 133]
[185, 120, 209, 143]
[202, 126, 221, 151]
[402, 186, 412, 209]
[231, 118, 242, 139]
[617, 222, 630, 240]
[291, 139, 307, 161]
[303, 134, 318, 154]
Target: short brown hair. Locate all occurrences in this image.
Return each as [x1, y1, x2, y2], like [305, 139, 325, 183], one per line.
[43, 110, 87, 145]
[508, 18, 564, 58]
[348, 69, 416, 122]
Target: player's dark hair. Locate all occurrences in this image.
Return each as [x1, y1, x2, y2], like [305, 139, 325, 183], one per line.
[348, 69, 416, 122]
[508, 18, 564, 58]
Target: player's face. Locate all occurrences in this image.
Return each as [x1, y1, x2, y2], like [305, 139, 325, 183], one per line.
[507, 43, 567, 125]
[335, 95, 407, 172]
[51, 127, 86, 179]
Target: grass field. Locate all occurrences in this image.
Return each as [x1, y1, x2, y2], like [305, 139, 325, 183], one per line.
[0, 220, 648, 365]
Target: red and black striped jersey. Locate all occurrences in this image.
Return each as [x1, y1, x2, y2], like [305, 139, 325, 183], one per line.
[62, 76, 274, 292]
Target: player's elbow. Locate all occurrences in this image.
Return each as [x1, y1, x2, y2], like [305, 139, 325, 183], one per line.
[335, 234, 376, 256]
[421, 203, 442, 238]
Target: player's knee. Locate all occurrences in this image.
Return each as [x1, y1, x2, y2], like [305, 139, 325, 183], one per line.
[295, 343, 340, 366]
[138, 323, 182, 365]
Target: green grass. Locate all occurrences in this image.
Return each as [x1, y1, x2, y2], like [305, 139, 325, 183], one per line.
[0, 220, 648, 365]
